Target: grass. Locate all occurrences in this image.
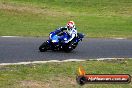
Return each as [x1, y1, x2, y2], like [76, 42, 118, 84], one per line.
[0, 0, 132, 38]
[0, 59, 132, 88]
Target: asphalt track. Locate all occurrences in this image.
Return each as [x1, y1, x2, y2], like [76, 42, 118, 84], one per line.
[0, 37, 132, 63]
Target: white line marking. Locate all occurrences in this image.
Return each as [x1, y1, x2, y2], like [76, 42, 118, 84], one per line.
[114, 38, 126, 40]
[0, 59, 85, 65]
[89, 58, 125, 61]
[1, 36, 20, 38]
[0, 58, 129, 66]
[63, 59, 86, 62]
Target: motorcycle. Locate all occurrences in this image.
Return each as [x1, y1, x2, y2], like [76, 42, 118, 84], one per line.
[39, 31, 84, 52]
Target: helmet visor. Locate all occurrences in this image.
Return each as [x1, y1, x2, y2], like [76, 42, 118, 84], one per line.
[67, 23, 73, 29]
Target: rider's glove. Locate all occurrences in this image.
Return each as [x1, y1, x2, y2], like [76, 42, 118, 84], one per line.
[60, 27, 67, 31]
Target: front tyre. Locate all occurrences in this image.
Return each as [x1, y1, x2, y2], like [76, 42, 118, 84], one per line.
[39, 42, 48, 52]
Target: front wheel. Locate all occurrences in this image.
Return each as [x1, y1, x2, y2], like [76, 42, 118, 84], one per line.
[39, 42, 48, 52]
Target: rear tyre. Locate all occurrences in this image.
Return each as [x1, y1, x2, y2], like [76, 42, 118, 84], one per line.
[39, 42, 48, 52]
[63, 42, 74, 53]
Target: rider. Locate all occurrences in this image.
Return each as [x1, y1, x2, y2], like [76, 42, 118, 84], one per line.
[50, 21, 77, 44]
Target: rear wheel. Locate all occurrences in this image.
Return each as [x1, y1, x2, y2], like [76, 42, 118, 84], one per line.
[39, 42, 48, 52]
[72, 42, 78, 49]
[63, 42, 74, 53]
[63, 46, 73, 52]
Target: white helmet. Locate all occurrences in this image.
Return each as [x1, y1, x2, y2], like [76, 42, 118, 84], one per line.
[66, 21, 75, 33]
[67, 21, 75, 29]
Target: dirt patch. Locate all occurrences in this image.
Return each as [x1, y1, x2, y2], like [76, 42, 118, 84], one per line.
[0, 2, 71, 17]
[20, 80, 50, 88]
[19, 76, 77, 88]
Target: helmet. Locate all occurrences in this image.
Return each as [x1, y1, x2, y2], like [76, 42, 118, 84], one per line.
[67, 21, 75, 30]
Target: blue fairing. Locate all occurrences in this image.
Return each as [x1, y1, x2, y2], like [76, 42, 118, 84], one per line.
[49, 31, 84, 45]
[39, 29, 84, 52]
[50, 32, 70, 43]
[51, 35, 59, 42]
[60, 32, 70, 41]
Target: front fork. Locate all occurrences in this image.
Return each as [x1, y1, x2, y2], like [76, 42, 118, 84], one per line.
[47, 40, 60, 50]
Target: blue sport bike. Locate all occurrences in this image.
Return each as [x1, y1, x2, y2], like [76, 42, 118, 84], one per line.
[39, 31, 84, 52]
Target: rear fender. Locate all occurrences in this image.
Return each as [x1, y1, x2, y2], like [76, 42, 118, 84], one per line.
[77, 33, 85, 41]
[77, 33, 85, 38]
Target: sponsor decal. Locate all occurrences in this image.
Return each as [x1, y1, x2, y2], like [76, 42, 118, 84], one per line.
[76, 66, 131, 85]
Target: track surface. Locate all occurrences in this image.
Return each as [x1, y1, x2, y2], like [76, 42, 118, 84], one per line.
[0, 37, 132, 63]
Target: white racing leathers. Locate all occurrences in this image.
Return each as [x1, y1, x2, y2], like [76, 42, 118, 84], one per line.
[65, 28, 77, 43]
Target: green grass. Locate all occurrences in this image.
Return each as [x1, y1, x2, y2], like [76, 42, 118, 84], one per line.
[0, 59, 132, 88]
[0, 0, 132, 38]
